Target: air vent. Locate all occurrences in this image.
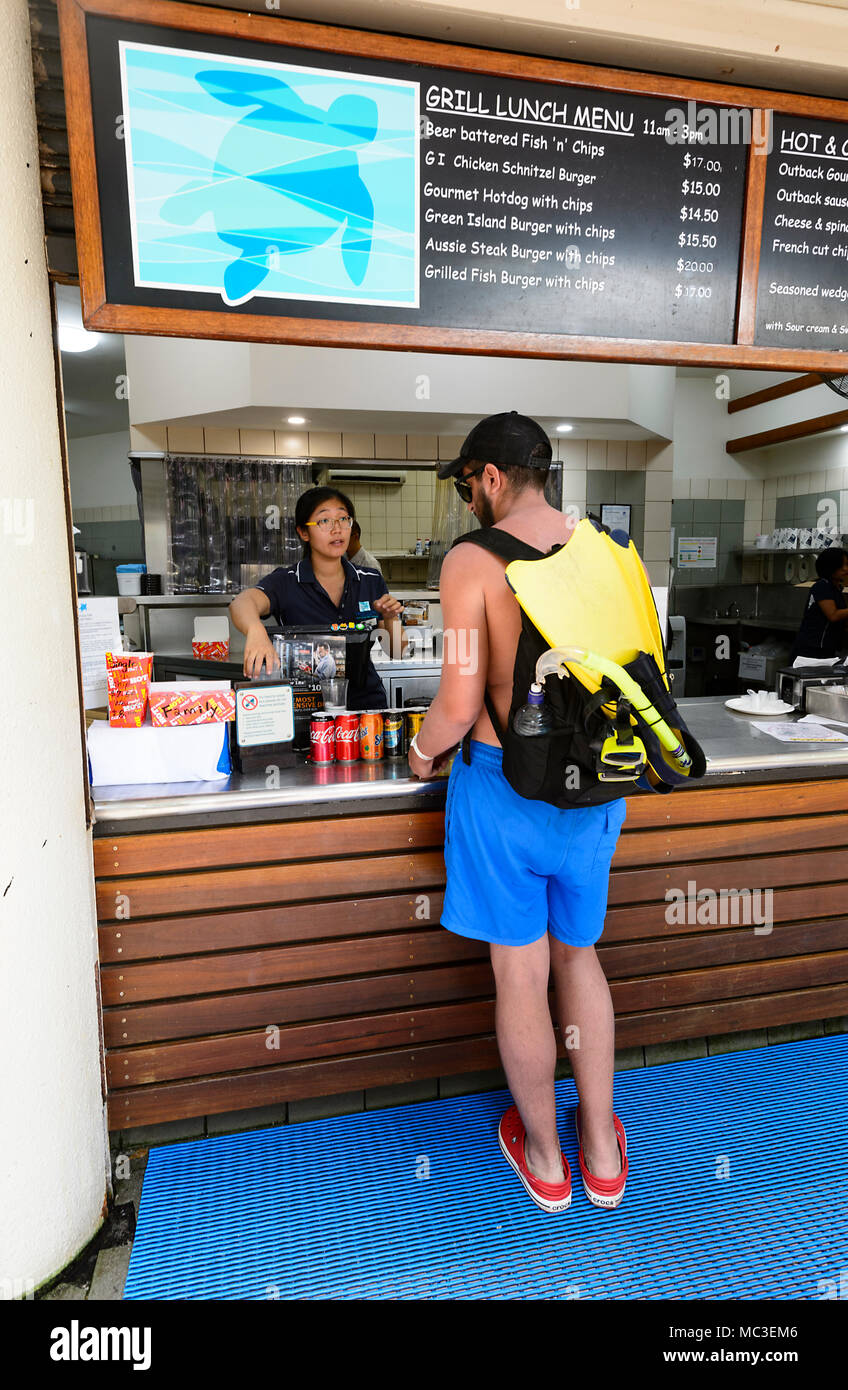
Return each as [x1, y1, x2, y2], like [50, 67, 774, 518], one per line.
[327, 468, 407, 486]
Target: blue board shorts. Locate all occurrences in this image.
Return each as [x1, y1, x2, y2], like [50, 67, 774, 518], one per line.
[440, 740, 626, 949]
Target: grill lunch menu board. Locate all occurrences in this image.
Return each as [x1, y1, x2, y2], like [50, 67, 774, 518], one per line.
[87, 13, 747, 345]
[61, 0, 848, 365]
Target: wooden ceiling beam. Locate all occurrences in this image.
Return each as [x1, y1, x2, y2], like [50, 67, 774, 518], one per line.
[727, 406, 848, 452]
[727, 373, 824, 415]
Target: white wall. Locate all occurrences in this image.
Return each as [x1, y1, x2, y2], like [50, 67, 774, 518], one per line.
[757, 431, 848, 479]
[125, 336, 676, 439]
[68, 429, 134, 511]
[257, 0, 848, 100]
[0, 0, 106, 1296]
[674, 378, 766, 482]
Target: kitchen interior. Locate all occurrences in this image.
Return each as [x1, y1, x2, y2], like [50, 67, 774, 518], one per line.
[60, 281, 848, 706]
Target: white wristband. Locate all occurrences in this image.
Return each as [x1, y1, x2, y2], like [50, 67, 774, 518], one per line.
[409, 732, 434, 762]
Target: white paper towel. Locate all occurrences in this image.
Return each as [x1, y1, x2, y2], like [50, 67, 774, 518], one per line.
[88, 721, 230, 786]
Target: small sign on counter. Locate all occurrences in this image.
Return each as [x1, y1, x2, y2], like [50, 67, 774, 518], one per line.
[235, 685, 295, 748]
[78, 597, 122, 707]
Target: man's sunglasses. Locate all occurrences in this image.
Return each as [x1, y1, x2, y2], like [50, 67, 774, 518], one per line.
[453, 463, 488, 504]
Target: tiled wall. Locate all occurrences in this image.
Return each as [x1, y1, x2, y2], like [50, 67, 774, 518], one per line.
[72, 503, 139, 525]
[670, 465, 848, 590]
[671, 497, 745, 587]
[561, 438, 673, 586]
[70, 506, 144, 595]
[126, 425, 674, 588]
[315, 469, 438, 587]
[774, 489, 848, 530]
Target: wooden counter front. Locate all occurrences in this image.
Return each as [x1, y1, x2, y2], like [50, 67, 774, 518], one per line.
[93, 779, 848, 1130]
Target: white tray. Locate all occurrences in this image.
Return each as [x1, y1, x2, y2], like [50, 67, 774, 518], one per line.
[725, 697, 794, 716]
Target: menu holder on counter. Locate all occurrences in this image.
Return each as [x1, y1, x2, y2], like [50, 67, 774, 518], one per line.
[231, 678, 323, 772]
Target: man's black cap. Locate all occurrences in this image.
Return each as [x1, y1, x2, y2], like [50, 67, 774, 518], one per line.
[436, 411, 553, 480]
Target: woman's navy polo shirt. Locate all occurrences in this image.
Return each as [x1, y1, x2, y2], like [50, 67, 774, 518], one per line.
[789, 578, 848, 660]
[255, 552, 389, 708]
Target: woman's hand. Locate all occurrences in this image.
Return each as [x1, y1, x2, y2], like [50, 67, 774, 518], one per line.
[243, 623, 279, 679]
[372, 593, 404, 618]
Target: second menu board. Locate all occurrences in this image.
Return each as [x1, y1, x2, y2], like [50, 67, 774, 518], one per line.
[756, 113, 848, 351]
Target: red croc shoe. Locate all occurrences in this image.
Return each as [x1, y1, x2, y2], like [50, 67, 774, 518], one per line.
[498, 1105, 572, 1214]
[574, 1105, 628, 1209]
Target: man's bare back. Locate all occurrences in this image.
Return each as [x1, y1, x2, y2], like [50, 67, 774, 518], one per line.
[471, 502, 576, 748]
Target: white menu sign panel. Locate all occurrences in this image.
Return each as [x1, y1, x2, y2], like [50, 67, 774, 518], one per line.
[78, 597, 122, 707]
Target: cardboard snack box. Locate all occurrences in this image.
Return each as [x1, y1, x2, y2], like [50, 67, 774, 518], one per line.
[105, 651, 153, 728]
[192, 640, 230, 660]
[149, 688, 236, 727]
[192, 617, 230, 662]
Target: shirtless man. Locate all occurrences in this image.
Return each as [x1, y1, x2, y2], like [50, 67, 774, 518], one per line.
[407, 412, 627, 1214]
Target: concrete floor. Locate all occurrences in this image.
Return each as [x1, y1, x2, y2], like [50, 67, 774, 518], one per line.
[36, 1144, 149, 1301]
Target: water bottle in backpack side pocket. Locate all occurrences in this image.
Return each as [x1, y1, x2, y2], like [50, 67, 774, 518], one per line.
[513, 682, 556, 736]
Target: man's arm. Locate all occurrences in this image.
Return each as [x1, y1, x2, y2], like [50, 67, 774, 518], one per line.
[408, 545, 488, 774]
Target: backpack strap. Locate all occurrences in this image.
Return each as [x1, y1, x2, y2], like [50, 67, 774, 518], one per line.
[450, 528, 546, 564]
[452, 529, 544, 762]
[462, 690, 504, 763]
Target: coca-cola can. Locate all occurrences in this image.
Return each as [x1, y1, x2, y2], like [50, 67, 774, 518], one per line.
[310, 714, 336, 763]
[334, 712, 360, 762]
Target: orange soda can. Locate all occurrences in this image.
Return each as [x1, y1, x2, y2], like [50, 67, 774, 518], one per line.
[359, 711, 384, 760]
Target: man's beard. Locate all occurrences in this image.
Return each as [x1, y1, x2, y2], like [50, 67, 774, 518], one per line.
[475, 491, 495, 528]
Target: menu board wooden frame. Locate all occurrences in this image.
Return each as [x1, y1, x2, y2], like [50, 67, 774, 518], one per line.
[58, 0, 848, 369]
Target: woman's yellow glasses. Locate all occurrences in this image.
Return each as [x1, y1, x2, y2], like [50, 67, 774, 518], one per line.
[305, 516, 354, 532]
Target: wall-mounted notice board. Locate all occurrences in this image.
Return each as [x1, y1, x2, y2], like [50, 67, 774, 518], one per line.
[58, 0, 848, 370]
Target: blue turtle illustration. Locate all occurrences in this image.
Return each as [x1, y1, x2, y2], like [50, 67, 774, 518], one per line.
[160, 69, 379, 304]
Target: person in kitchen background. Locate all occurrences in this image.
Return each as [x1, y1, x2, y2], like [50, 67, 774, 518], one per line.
[347, 519, 383, 575]
[229, 486, 402, 708]
[788, 548, 848, 663]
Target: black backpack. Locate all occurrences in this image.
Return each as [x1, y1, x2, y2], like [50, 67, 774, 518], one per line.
[451, 524, 705, 807]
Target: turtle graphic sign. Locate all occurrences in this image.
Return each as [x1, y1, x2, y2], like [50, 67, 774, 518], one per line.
[118, 42, 420, 308]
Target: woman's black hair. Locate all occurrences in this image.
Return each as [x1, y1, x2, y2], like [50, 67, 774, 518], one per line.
[815, 547, 848, 579]
[294, 486, 355, 554]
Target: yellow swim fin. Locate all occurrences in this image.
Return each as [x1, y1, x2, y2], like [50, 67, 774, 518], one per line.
[504, 516, 667, 709]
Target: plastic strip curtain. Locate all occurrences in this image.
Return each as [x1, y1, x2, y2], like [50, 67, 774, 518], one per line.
[163, 454, 312, 593]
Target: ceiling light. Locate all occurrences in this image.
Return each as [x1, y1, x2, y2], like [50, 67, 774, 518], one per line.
[286, 415, 306, 425]
[841, 425, 848, 433]
[58, 324, 101, 353]
[556, 423, 573, 433]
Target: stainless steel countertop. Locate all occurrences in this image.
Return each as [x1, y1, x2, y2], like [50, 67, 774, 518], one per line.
[90, 696, 848, 827]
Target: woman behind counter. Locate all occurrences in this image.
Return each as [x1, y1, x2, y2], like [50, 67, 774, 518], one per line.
[788, 548, 848, 663]
[229, 486, 402, 709]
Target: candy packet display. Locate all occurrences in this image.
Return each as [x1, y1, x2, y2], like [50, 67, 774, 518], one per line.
[149, 688, 235, 726]
[191, 616, 230, 661]
[105, 651, 153, 727]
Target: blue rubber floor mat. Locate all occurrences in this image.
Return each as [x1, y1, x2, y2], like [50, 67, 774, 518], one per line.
[123, 1035, 847, 1299]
